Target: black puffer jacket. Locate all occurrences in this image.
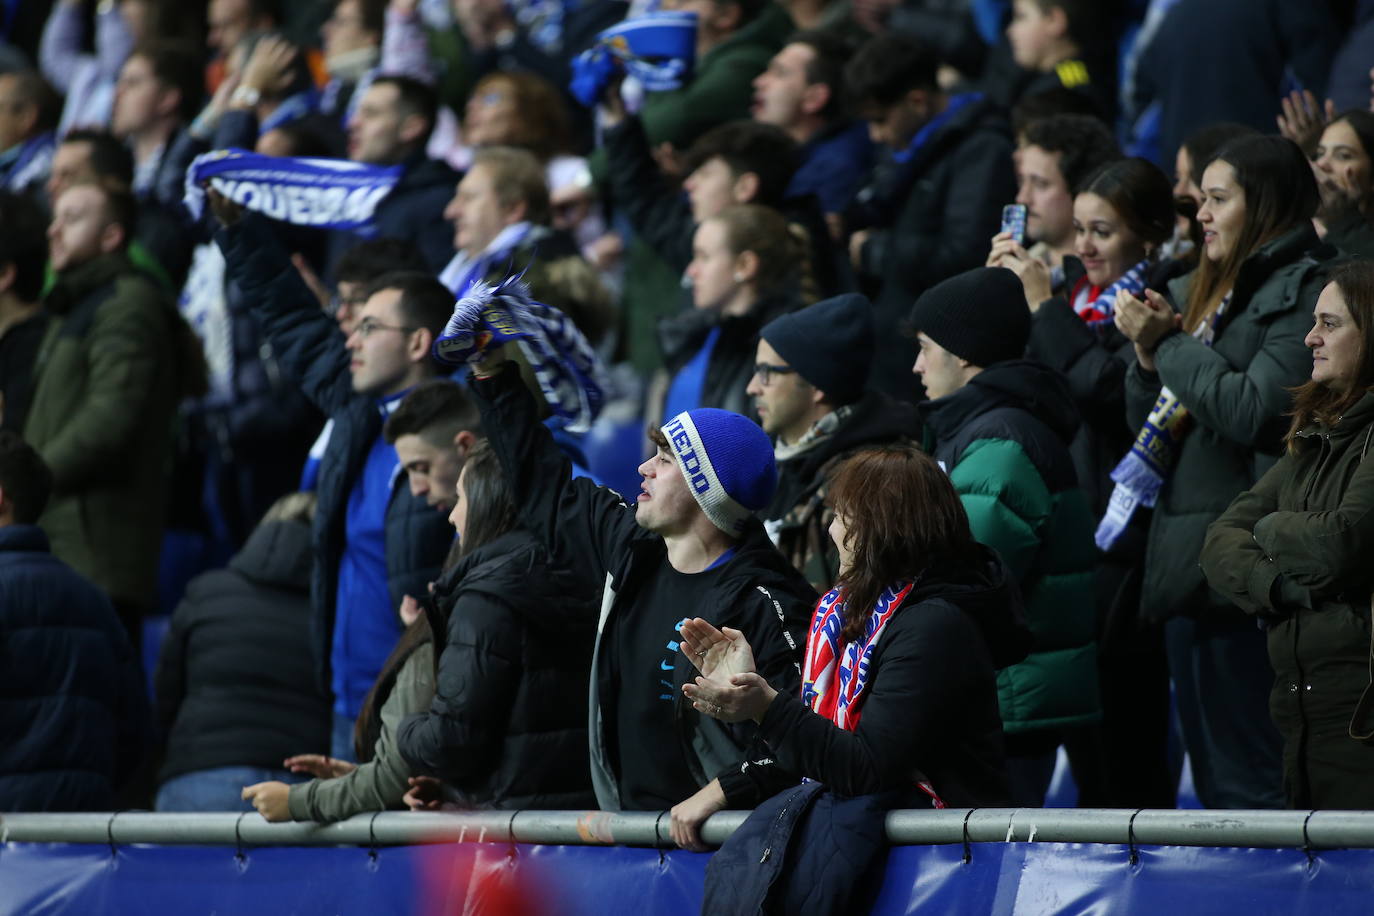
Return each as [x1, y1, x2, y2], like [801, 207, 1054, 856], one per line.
[397, 530, 599, 809]
[849, 94, 1016, 399]
[0, 525, 149, 812]
[155, 520, 332, 782]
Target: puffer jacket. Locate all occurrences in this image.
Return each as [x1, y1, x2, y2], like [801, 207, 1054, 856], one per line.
[155, 519, 332, 783]
[0, 525, 149, 811]
[920, 360, 1101, 734]
[1126, 224, 1329, 622]
[397, 529, 599, 809]
[849, 93, 1016, 399]
[1202, 391, 1374, 808]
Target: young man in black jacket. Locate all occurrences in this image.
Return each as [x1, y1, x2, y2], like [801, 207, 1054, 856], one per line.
[467, 346, 816, 850]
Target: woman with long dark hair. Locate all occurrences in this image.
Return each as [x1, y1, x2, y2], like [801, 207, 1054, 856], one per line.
[992, 157, 1181, 806]
[1107, 135, 1330, 809]
[395, 440, 598, 810]
[1202, 260, 1374, 808]
[679, 444, 1029, 803]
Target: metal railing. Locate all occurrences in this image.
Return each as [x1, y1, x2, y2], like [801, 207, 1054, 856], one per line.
[6, 808, 1374, 849]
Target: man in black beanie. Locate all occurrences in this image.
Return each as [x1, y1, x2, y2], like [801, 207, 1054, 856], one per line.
[747, 293, 920, 589]
[908, 266, 1101, 808]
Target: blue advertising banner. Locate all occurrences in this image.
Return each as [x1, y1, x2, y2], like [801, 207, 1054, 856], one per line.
[3, 840, 1374, 915]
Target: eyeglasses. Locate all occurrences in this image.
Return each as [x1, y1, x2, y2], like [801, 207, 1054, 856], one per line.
[752, 362, 797, 385]
[352, 318, 417, 338]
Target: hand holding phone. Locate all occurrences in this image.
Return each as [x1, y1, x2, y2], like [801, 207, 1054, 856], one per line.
[1000, 204, 1028, 247]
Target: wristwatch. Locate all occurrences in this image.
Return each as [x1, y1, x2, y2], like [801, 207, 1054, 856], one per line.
[230, 86, 262, 108]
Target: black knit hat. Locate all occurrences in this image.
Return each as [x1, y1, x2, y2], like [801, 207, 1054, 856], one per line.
[906, 267, 1029, 368]
[760, 293, 873, 406]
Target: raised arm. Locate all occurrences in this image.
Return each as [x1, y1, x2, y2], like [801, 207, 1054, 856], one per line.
[214, 212, 357, 416]
[468, 358, 643, 577]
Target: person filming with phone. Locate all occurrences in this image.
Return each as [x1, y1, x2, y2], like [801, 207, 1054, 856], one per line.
[986, 156, 1188, 807]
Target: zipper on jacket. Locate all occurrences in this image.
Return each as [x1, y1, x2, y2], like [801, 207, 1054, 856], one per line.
[1301, 432, 1333, 510]
[760, 788, 805, 863]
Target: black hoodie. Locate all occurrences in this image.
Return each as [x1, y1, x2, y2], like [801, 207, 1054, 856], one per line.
[755, 545, 1031, 806]
[155, 520, 332, 782]
[397, 529, 600, 810]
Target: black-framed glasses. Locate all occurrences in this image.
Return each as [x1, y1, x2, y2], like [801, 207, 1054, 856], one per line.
[752, 362, 797, 385]
[327, 293, 368, 317]
[352, 318, 417, 338]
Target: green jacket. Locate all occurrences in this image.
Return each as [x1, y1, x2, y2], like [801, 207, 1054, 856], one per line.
[922, 361, 1101, 734]
[287, 642, 435, 823]
[24, 253, 189, 608]
[1124, 225, 1329, 621]
[1201, 392, 1374, 807]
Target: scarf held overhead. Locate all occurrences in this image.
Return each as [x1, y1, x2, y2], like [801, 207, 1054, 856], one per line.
[183, 148, 403, 231]
[434, 274, 611, 434]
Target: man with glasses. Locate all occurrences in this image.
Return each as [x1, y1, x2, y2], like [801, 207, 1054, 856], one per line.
[210, 190, 453, 764]
[746, 293, 919, 590]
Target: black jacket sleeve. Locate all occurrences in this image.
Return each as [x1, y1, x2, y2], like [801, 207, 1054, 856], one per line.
[397, 590, 522, 782]
[711, 577, 809, 806]
[754, 600, 981, 797]
[216, 214, 357, 417]
[1027, 296, 1133, 429]
[470, 363, 644, 579]
[602, 117, 695, 274]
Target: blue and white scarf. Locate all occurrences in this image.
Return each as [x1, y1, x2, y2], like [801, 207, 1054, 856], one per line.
[570, 10, 696, 107]
[438, 222, 536, 300]
[435, 273, 610, 433]
[1095, 294, 1232, 550]
[183, 149, 402, 232]
[1074, 258, 1149, 330]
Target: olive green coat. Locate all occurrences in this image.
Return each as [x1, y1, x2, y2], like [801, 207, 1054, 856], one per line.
[1202, 392, 1374, 808]
[23, 254, 188, 609]
[1124, 225, 1329, 622]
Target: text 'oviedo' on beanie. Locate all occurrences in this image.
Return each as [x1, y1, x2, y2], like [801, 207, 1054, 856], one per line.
[906, 266, 1030, 368]
[660, 408, 777, 537]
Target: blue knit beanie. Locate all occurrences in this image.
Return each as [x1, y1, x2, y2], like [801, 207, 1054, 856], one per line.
[660, 408, 777, 536]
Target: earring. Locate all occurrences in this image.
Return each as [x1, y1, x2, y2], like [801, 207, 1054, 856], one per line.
[733, 271, 745, 282]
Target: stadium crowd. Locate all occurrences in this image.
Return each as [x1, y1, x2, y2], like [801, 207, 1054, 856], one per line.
[2, 0, 1374, 906]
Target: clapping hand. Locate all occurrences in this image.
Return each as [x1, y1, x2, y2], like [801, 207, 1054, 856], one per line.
[1114, 288, 1181, 372]
[678, 618, 777, 724]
